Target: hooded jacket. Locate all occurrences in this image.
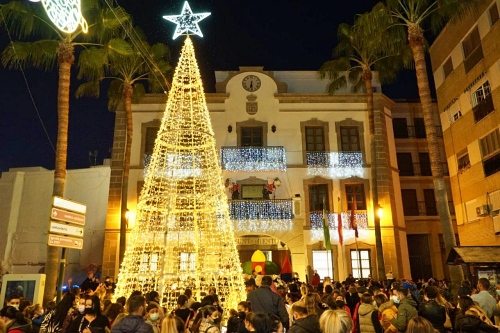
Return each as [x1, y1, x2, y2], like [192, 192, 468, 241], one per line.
[111, 315, 153, 333]
[357, 303, 382, 333]
[288, 315, 321, 333]
[390, 296, 417, 332]
[7, 318, 32, 333]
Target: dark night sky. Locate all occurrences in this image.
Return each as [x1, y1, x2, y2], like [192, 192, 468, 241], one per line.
[0, 0, 427, 173]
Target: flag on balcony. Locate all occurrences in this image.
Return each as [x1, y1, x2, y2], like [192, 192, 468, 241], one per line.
[350, 196, 358, 238]
[338, 197, 343, 246]
[322, 198, 331, 251]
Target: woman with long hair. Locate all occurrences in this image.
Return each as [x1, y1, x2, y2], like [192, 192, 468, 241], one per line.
[174, 295, 193, 329]
[406, 317, 438, 333]
[0, 306, 31, 333]
[244, 313, 273, 333]
[455, 296, 497, 333]
[319, 310, 352, 333]
[161, 314, 185, 333]
[40, 292, 76, 333]
[191, 306, 219, 333]
[66, 295, 109, 333]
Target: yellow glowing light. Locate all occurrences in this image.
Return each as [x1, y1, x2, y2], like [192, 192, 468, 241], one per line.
[30, 0, 88, 34]
[377, 206, 384, 219]
[114, 37, 245, 316]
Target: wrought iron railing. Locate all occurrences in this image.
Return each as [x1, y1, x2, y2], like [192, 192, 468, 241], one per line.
[220, 146, 286, 171]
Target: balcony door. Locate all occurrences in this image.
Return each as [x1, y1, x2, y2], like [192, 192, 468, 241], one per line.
[241, 127, 263, 147]
[309, 184, 329, 212]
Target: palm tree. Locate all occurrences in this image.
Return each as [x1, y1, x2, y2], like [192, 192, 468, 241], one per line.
[371, 0, 489, 297]
[0, 0, 131, 305]
[75, 29, 172, 265]
[319, 9, 407, 280]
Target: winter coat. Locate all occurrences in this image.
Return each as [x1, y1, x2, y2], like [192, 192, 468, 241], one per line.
[418, 300, 446, 333]
[390, 297, 417, 332]
[111, 315, 153, 333]
[288, 315, 321, 333]
[455, 313, 498, 333]
[357, 303, 382, 333]
[247, 286, 289, 329]
[198, 319, 220, 333]
[7, 318, 32, 333]
[378, 301, 397, 333]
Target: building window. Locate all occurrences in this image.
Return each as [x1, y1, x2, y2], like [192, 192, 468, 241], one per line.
[309, 184, 329, 212]
[401, 189, 419, 216]
[481, 129, 500, 177]
[179, 252, 196, 271]
[350, 249, 371, 279]
[312, 250, 333, 279]
[305, 126, 325, 152]
[139, 252, 160, 273]
[393, 118, 409, 138]
[340, 127, 360, 151]
[413, 118, 426, 138]
[473, 81, 491, 106]
[145, 127, 160, 156]
[457, 149, 471, 173]
[241, 127, 263, 147]
[397, 153, 414, 176]
[345, 184, 366, 210]
[443, 57, 454, 78]
[453, 111, 462, 122]
[473, 81, 494, 122]
[462, 26, 483, 73]
[419, 153, 432, 176]
[490, 3, 499, 26]
[424, 189, 438, 216]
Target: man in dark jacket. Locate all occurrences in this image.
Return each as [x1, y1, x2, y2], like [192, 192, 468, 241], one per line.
[418, 286, 447, 333]
[288, 302, 320, 333]
[390, 287, 417, 332]
[111, 295, 153, 333]
[247, 275, 289, 330]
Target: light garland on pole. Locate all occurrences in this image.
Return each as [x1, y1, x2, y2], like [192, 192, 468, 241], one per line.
[114, 3, 245, 316]
[220, 146, 287, 172]
[29, 0, 88, 33]
[307, 151, 364, 178]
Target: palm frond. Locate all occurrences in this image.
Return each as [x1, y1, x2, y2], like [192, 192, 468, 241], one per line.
[75, 80, 101, 99]
[327, 76, 348, 94]
[107, 38, 134, 56]
[0, 1, 59, 39]
[1, 40, 57, 71]
[132, 83, 146, 104]
[107, 79, 124, 111]
[77, 47, 107, 80]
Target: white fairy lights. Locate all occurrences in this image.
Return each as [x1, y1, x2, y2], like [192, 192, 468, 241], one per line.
[113, 37, 245, 315]
[229, 199, 293, 220]
[309, 211, 368, 230]
[163, 1, 210, 39]
[220, 146, 287, 172]
[307, 151, 364, 178]
[30, 0, 88, 33]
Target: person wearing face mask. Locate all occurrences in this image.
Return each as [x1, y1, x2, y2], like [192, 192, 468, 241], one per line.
[24, 304, 44, 333]
[5, 294, 21, 311]
[191, 306, 220, 333]
[60, 296, 86, 333]
[236, 301, 251, 333]
[389, 287, 417, 333]
[145, 304, 161, 333]
[67, 295, 109, 333]
[0, 306, 31, 333]
[40, 292, 76, 333]
[111, 296, 152, 333]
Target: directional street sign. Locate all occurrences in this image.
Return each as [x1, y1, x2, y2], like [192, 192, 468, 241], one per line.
[49, 221, 84, 238]
[51, 208, 85, 225]
[47, 234, 83, 250]
[53, 196, 87, 214]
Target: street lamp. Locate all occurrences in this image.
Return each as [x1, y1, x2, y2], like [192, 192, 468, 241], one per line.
[377, 206, 384, 219]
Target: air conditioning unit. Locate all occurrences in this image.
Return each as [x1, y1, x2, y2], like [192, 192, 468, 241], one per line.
[476, 205, 490, 217]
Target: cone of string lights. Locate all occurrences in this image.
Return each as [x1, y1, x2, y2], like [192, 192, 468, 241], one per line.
[113, 34, 245, 314]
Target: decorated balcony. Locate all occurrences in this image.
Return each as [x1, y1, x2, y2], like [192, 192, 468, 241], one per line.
[220, 146, 286, 172]
[309, 210, 368, 241]
[229, 199, 293, 232]
[306, 151, 363, 178]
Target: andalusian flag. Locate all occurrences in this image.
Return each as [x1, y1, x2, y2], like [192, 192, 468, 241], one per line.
[322, 198, 331, 251]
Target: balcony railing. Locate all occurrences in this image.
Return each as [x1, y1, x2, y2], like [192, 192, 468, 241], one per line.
[309, 210, 368, 230]
[399, 163, 449, 177]
[394, 126, 443, 139]
[404, 201, 455, 216]
[306, 151, 363, 178]
[220, 146, 286, 171]
[473, 94, 494, 123]
[228, 199, 293, 220]
[464, 45, 484, 74]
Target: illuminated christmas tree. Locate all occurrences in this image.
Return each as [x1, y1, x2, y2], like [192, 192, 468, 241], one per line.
[114, 2, 245, 313]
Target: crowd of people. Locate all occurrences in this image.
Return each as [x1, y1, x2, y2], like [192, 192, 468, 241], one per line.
[0, 271, 500, 333]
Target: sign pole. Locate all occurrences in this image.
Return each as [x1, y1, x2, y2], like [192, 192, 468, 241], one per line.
[56, 249, 67, 302]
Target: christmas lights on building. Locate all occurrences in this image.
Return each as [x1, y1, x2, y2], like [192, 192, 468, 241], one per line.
[114, 2, 244, 314]
[306, 151, 364, 178]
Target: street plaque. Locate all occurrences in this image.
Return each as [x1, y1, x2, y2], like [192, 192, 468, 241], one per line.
[51, 208, 85, 225]
[47, 234, 83, 250]
[53, 196, 86, 214]
[49, 221, 84, 238]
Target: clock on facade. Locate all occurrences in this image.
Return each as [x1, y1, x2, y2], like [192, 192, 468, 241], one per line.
[242, 75, 261, 92]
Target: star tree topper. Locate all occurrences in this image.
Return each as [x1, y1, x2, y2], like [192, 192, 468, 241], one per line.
[163, 1, 211, 40]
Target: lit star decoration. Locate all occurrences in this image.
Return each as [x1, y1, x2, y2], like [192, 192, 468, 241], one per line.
[163, 1, 211, 40]
[30, 0, 88, 33]
[220, 147, 287, 172]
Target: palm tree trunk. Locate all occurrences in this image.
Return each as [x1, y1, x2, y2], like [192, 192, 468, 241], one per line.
[408, 24, 462, 297]
[363, 70, 386, 280]
[44, 41, 74, 306]
[119, 84, 133, 265]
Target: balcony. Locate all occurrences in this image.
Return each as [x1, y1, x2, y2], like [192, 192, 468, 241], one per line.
[483, 151, 500, 177]
[464, 45, 484, 74]
[220, 146, 286, 172]
[306, 151, 363, 178]
[309, 210, 368, 230]
[229, 199, 293, 232]
[399, 163, 449, 177]
[404, 201, 455, 216]
[394, 126, 443, 139]
[473, 94, 494, 123]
